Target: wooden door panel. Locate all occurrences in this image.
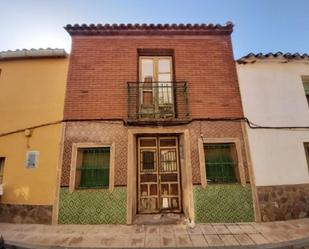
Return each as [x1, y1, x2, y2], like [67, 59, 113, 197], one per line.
[138, 136, 181, 214]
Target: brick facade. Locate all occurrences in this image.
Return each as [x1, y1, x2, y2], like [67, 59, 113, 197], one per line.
[60, 24, 251, 224]
[64, 35, 243, 120]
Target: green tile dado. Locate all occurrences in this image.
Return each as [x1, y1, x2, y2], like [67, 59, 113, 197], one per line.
[193, 184, 254, 223]
[58, 187, 127, 224]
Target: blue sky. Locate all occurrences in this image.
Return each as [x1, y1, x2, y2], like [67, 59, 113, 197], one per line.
[0, 0, 308, 59]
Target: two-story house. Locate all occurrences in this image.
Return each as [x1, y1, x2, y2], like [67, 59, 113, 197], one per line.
[0, 49, 68, 224]
[56, 23, 256, 224]
[237, 52, 309, 221]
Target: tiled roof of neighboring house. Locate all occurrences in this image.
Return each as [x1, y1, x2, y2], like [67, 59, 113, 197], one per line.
[237, 52, 309, 64]
[64, 22, 234, 36]
[0, 48, 68, 61]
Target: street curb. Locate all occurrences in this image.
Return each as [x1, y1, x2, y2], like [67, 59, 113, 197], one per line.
[4, 236, 309, 249]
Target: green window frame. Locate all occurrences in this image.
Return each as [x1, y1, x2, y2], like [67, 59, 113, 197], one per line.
[204, 143, 237, 183]
[304, 143, 309, 172]
[302, 77, 309, 106]
[77, 147, 110, 189]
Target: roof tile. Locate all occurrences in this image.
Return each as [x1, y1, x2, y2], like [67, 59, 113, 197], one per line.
[64, 22, 233, 36]
[237, 52, 309, 64]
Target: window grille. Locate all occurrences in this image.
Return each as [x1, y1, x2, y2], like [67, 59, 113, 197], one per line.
[78, 147, 110, 188]
[204, 143, 237, 183]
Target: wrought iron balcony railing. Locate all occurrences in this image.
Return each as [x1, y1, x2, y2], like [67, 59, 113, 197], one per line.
[127, 81, 189, 123]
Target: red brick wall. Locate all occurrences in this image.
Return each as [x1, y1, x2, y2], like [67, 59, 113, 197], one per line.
[64, 35, 243, 120]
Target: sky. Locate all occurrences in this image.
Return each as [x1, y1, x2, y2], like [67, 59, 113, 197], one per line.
[0, 0, 309, 59]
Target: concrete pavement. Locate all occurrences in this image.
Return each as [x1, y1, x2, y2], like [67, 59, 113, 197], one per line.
[1, 219, 309, 248]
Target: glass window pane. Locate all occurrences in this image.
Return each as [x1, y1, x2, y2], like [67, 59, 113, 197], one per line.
[141, 59, 153, 82]
[160, 149, 177, 172]
[204, 143, 237, 183]
[140, 139, 156, 147]
[160, 138, 176, 147]
[158, 73, 171, 82]
[158, 59, 171, 73]
[79, 147, 110, 188]
[142, 151, 155, 171]
[158, 80, 172, 105]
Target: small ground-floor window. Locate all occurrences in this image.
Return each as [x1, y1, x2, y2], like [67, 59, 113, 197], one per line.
[204, 143, 238, 183]
[76, 147, 110, 189]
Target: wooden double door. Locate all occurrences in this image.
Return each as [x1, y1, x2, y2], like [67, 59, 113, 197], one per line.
[138, 136, 182, 214]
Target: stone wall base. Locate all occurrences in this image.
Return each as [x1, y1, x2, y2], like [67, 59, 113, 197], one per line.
[0, 203, 52, 224]
[257, 183, 309, 221]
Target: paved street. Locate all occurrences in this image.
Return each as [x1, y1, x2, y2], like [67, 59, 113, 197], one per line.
[1, 219, 309, 248]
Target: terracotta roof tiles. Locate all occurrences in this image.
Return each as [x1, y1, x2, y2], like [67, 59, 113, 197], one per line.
[0, 48, 68, 61]
[64, 22, 234, 36]
[237, 52, 309, 64]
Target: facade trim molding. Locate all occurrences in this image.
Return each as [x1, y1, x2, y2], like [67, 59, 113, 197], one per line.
[69, 142, 115, 193]
[52, 122, 66, 225]
[198, 137, 246, 187]
[126, 127, 194, 224]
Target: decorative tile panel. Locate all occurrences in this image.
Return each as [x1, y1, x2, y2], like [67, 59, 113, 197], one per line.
[58, 187, 127, 224]
[188, 121, 250, 184]
[193, 184, 254, 223]
[61, 121, 127, 186]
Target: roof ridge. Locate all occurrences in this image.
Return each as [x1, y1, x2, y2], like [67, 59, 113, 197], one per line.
[237, 52, 309, 64]
[0, 48, 66, 54]
[64, 22, 234, 36]
[0, 48, 68, 61]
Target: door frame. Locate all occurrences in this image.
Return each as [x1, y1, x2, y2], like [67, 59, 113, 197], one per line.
[137, 136, 182, 214]
[127, 128, 194, 224]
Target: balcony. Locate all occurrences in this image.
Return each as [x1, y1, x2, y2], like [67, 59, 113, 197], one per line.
[127, 81, 189, 125]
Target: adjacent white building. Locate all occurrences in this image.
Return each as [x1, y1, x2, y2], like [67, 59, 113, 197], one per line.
[237, 53, 309, 221]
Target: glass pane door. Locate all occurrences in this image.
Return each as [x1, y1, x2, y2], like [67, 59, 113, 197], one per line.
[139, 56, 174, 118]
[158, 58, 173, 105]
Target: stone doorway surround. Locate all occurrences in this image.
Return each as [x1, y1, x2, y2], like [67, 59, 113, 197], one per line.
[127, 127, 194, 224]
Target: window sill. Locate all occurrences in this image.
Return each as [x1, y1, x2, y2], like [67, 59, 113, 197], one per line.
[76, 186, 109, 191]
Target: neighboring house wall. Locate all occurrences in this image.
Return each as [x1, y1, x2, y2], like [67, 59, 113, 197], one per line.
[0, 54, 68, 223]
[237, 59, 309, 221]
[0, 58, 68, 133]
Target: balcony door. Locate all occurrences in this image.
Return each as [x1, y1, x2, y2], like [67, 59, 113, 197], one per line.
[139, 56, 174, 118]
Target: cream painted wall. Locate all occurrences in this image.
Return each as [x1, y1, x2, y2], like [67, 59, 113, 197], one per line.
[237, 61, 309, 186]
[0, 58, 68, 133]
[246, 126, 309, 186]
[237, 62, 309, 127]
[0, 124, 62, 205]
